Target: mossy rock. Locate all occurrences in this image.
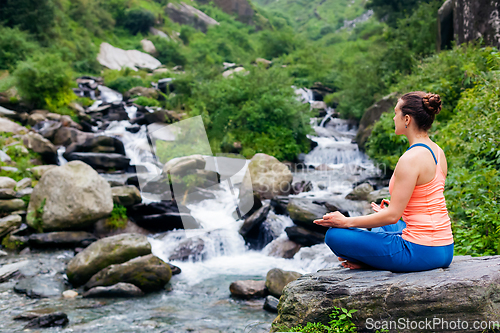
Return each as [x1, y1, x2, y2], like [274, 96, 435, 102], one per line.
[66, 233, 151, 286]
[84, 254, 172, 293]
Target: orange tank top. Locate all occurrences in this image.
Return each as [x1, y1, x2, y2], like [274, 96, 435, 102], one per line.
[389, 143, 454, 246]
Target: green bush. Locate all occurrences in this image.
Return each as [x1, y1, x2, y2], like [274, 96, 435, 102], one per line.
[259, 27, 297, 59]
[0, 0, 56, 37]
[106, 76, 147, 93]
[122, 8, 155, 35]
[274, 307, 358, 333]
[134, 96, 161, 107]
[151, 36, 187, 67]
[186, 66, 311, 160]
[0, 27, 38, 70]
[13, 54, 75, 111]
[105, 203, 128, 230]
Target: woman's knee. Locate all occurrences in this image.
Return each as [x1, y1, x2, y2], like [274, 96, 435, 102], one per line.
[325, 228, 352, 251]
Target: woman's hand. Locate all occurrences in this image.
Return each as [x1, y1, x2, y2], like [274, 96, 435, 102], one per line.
[371, 199, 390, 213]
[313, 211, 350, 228]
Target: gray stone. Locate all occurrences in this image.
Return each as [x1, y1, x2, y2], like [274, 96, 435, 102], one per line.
[22, 131, 57, 155]
[66, 233, 152, 286]
[0, 117, 28, 134]
[367, 187, 390, 204]
[0, 150, 11, 162]
[15, 187, 33, 198]
[97, 42, 162, 71]
[263, 295, 279, 313]
[345, 182, 374, 201]
[229, 280, 267, 299]
[23, 312, 68, 329]
[29, 165, 57, 180]
[14, 276, 65, 298]
[84, 254, 172, 292]
[140, 39, 156, 55]
[166, 2, 219, 33]
[287, 198, 328, 232]
[112, 185, 142, 206]
[124, 86, 159, 100]
[222, 67, 248, 78]
[0, 199, 25, 212]
[162, 154, 206, 177]
[285, 226, 325, 247]
[0, 176, 17, 189]
[27, 161, 113, 231]
[83, 282, 144, 298]
[239, 204, 271, 237]
[169, 237, 205, 261]
[265, 268, 301, 298]
[197, 0, 255, 25]
[27, 113, 46, 126]
[28, 231, 97, 249]
[93, 218, 150, 239]
[0, 214, 22, 239]
[273, 256, 500, 331]
[64, 152, 130, 171]
[0, 260, 29, 283]
[0, 188, 16, 199]
[266, 238, 302, 259]
[355, 92, 399, 151]
[16, 177, 32, 191]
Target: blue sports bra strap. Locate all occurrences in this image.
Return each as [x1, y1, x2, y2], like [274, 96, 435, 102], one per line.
[406, 143, 438, 164]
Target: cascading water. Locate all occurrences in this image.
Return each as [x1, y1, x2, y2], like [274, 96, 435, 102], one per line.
[47, 85, 381, 332]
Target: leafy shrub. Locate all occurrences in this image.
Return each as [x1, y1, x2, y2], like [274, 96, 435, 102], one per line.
[259, 27, 297, 59]
[186, 66, 311, 161]
[122, 8, 155, 35]
[274, 307, 358, 333]
[0, 27, 38, 70]
[151, 36, 187, 67]
[106, 76, 146, 94]
[13, 54, 74, 111]
[0, 0, 56, 37]
[134, 96, 161, 107]
[105, 203, 128, 230]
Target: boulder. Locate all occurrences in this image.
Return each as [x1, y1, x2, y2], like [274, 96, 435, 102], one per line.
[128, 201, 200, 232]
[150, 27, 170, 39]
[0, 188, 16, 199]
[140, 39, 156, 55]
[84, 254, 172, 292]
[0, 199, 25, 212]
[62, 290, 78, 298]
[367, 187, 390, 204]
[239, 204, 271, 238]
[198, 0, 254, 25]
[0, 214, 22, 239]
[64, 135, 126, 156]
[0, 117, 28, 134]
[112, 185, 142, 206]
[22, 312, 68, 329]
[229, 280, 267, 299]
[16, 177, 32, 191]
[285, 226, 325, 247]
[264, 295, 279, 313]
[265, 268, 301, 298]
[64, 152, 131, 171]
[162, 154, 206, 177]
[30, 165, 57, 180]
[243, 153, 293, 200]
[66, 233, 152, 286]
[166, 2, 219, 33]
[438, 0, 500, 51]
[287, 198, 328, 233]
[53, 126, 93, 147]
[272, 256, 500, 331]
[0, 260, 29, 283]
[14, 276, 65, 298]
[266, 238, 302, 259]
[21, 132, 58, 164]
[222, 66, 248, 78]
[0, 176, 17, 189]
[26, 161, 113, 231]
[93, 218, 150, 239]
[97, 42, 162, 71]
[83, 282, 144, 298]
[0, 150, 11, 162]
[28, 231, 97, 249]
[255, 57, 272, 68]
[356, 92, 399, 151]
[27, 113, 46, 126]
[345, 182, 374, 201]
[169, 237, 205, 261]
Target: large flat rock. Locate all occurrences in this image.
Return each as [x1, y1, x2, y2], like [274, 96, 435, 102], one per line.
[272, 256, 500, 332]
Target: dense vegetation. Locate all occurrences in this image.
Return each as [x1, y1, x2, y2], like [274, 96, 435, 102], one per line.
[0, 0, 499, 255]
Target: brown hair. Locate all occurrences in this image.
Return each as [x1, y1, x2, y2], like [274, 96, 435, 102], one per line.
[400, 91, 441, 131]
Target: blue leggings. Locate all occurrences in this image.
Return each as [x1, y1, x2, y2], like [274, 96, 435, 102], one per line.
[324, 220, 454, 272]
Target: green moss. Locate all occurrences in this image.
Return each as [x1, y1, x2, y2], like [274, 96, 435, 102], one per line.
[1, 235, 25, 251]
[27, 197, 45, 233]
[104, 203, 128, 230]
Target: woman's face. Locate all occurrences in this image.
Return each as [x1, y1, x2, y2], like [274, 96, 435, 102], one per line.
[393, 99, 406, 135]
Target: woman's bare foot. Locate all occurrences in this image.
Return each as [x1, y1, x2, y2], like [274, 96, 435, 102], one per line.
[337, 257, 369, 270]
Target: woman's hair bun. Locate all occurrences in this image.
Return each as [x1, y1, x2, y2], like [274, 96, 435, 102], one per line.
[422, 93, 442, 115]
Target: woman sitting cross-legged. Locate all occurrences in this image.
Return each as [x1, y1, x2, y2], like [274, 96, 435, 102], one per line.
[314, 91, 454, 272]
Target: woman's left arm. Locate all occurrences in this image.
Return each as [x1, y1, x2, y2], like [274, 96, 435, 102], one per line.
[314, 155, 419, 229]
